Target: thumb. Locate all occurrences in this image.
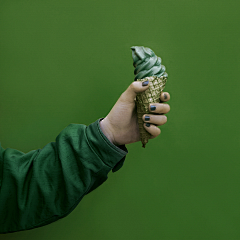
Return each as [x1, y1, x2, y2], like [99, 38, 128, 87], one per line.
[120, 80, 149, 104]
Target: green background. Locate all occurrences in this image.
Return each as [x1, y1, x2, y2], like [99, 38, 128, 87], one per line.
[0, 0, 239, 239]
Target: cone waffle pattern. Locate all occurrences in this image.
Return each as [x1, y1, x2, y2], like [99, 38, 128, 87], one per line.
[135, 76, 167, 148]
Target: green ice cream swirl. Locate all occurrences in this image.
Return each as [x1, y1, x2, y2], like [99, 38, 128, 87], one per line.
[131, 46, 168, 81]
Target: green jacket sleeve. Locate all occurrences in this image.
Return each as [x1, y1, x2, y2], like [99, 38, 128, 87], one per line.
[0, 118, 128, 234]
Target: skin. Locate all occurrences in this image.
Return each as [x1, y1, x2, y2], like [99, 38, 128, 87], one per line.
[99, 81, 170, 146]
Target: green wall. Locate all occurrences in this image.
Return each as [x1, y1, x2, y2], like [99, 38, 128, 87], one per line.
[0, 0, 240, 239]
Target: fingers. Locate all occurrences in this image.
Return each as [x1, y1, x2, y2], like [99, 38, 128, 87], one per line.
[141, 93, 170, 138]
[142, 115, 165, 140]
[142, 114, 167, 126]
[141, 91, 170, 140]
[148, 103, 170, 114]
[160, 92, 170, 102]
[143, 123, 161, 138]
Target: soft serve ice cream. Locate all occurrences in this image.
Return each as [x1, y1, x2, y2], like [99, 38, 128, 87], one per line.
[131, 46, 168, 80]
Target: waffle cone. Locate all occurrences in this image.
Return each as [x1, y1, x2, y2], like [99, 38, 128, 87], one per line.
[135, 76, 167, 148]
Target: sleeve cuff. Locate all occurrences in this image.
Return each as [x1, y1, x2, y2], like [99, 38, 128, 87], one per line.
[86, 118, 128, 172]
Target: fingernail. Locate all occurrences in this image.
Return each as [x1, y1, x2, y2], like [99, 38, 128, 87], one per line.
[145, 123, 150, 127]
[150, 105, 156, 111]
[145, 116, 150, 121]
[142, 80, 149, 86]
[164, 94, 167, 100]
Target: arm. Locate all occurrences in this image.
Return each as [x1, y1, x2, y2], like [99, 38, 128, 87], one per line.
[0, 80, 170, 234]
[0, 118, 128, 234]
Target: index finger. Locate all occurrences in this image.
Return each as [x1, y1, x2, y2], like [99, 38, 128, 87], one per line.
[160, 92, 170, 102]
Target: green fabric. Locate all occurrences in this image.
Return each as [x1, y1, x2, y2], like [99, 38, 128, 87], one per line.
[0, 118, 128, 234]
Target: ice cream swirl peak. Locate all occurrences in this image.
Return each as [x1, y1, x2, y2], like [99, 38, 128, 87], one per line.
[131, 46, 168, 81]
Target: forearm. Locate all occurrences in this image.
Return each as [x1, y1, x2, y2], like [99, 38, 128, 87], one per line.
[99, 118, 116, 146]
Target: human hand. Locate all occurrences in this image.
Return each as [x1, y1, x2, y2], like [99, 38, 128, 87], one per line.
[99, 81, 170, 146]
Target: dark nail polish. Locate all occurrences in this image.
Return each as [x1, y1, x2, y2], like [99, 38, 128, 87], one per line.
[150, 105, 156, 111]
[145, 116, 150, 121]
[146, 123, 150, 127]
[142, 80, 149, 86]
[164, 94, 167, 100]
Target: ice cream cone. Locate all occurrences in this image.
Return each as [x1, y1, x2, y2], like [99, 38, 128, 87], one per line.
[135, 75, 167, 148]
[131, 45, 168, 148]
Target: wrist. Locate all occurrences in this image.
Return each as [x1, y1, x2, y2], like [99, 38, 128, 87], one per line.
[99, 118, 117, 146]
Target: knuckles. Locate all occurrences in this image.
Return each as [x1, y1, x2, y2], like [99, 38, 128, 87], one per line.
[165, 104, 170, 113]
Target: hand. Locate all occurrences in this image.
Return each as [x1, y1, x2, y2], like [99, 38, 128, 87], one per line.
[99, 81, 170, 146]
